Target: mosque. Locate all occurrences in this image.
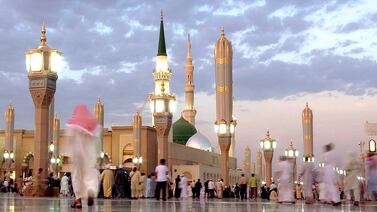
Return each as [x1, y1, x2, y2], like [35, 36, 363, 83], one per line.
[0, 13, 241, 185]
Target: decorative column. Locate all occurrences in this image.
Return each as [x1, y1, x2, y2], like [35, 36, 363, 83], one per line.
[213, 27, 235, 186]
[181, 33, 197, 126]
[149, 11, 176, 164]
[25, 23, 62, 196]
[3, 103, 15, 174]
[260, 131, 276, 186]
[302, 102, 314, 162]
[284, 141, 299, 181]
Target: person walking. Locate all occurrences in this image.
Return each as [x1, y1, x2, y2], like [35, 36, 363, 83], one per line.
[114, 165, 126, 198]
[100, 164, 114, 199]
[174, 175, 181, 198]
[180, 174, 188, 198]
[366, 153, 377, 199]
[145, 174, 154, 198]
[191, 180, 196, 198]
[248, 173, 258, 200]
[138, 173, 146, 198]
[60, 173, 70, 197]
[208, 179, 215, 198]
[130, 167, 140, 199]
[321, 144, 340, 206]
[300, 157, 316, 204]
[239, 174, 247, 200]
[215, 179, 224, 199]
[345, 152, 361, 206]
[194, 179, 202, 199]
[276, 156, 295, 203]
[155, 159, 169, 201]
[65, 105, 100, 208]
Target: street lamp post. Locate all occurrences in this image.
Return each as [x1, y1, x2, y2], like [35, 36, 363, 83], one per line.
[260, 130, 276, 186]
[25, 23, 62, 196]
[284, 141, 299, 181]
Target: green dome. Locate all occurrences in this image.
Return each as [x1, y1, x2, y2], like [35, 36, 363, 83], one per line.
[173, 116, 197, 145]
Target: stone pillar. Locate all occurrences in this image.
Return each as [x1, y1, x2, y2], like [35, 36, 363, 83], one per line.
[154, 114, 172, 166]
[26, 23, 60, 196]
[219, 136, 231, 185]
[264, 151, 273, 186]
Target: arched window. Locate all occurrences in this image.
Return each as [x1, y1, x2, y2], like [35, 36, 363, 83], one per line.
[369, 139, 376, 152]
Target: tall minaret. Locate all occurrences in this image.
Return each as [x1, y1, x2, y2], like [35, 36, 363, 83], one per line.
[52, 114, 60, 176]
[182, 33, 197, 126]
[257, 150, 262, 180]
[133, 112, 142, 157]
[302, 102, 314, 162]
[214, 27, 235, 185]
[243, 146, 251, 177]
[4, 103, 15, 161]
[149, 11, 175, 164]
[94, 97, 104, 151]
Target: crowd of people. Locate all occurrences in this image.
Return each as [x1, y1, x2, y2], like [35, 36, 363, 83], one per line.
[3, 142, 377, 209]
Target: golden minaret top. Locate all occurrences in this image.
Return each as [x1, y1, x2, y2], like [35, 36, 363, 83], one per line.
[215, 26, 232, 64]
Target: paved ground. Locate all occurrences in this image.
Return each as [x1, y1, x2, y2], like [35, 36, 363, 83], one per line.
[1, 194, 377, 211]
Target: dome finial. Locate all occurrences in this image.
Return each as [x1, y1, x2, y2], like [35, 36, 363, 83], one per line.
[40, 22, 47, 47]
[266, 129, 270, 138]
[306, 102, 308, 107]
[221, 26, 225, 36]
[160, 9, 163, 21]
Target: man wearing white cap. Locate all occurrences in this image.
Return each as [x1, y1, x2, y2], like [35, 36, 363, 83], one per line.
[65, 104, 101, 208]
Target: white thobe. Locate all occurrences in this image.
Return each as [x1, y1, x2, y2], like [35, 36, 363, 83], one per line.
[180, 176, 188, 198]
[64, 127, 100, 199]
[276, 160, 295, 202]
[321, 150, 339, 203]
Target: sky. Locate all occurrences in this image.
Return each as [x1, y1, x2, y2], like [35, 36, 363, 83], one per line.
[0, 0, 377, 169]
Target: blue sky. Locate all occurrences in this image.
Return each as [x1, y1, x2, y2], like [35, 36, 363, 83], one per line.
[1, 0, 377, 167]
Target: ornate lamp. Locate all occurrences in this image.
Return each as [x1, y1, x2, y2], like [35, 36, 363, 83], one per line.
[260, 130, 276, 186]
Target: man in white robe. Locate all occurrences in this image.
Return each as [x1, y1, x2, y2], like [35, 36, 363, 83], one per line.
[300, 157, 316, 204]
[321, 143, 340, 206]
[180, 174, 188, 198]
[275, 156, 295, 203]
[345, 152, 361, 206]
[65, 105, 100, 209]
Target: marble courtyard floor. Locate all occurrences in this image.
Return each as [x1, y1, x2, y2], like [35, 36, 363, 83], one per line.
[1, 194, 377, 212]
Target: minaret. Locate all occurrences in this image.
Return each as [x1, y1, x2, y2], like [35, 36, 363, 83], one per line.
[257, 150, 262, 180]
[149, 11, 175, 164]
[243, 146, 251, 177]
[302, 102, 314, 162]
[4, 103, 15, 165]
[52, 114, 60, 176]
[133, 112, 142, 157]
[214, 27, 235, 185]
[94, 97, 104, 151]
[181, 33, 197, 126]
